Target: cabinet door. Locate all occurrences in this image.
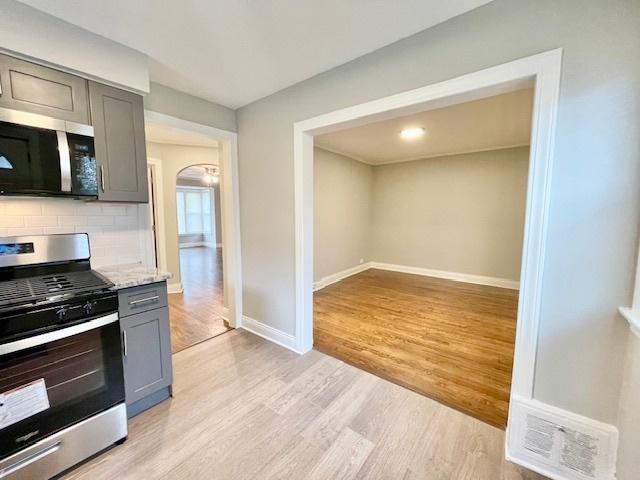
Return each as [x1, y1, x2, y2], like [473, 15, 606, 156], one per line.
[121, 308, 173, 405]
[89, 81, 148, 203]
[0, 53, 90, 124]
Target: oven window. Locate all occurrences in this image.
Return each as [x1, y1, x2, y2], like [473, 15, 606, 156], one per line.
[0, 321, 124, 459]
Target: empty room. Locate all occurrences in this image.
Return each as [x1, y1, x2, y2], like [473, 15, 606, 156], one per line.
[314, 88, 533, 428]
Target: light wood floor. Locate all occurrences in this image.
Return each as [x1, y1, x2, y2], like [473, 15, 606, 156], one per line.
[314, 269, 519, 428]
[168, 246, 229, 353]
[63, 330, 543, 480]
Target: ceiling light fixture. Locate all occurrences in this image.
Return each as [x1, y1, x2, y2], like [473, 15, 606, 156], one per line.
[400, 127, 425, 140]
[202, 167, 219, 185]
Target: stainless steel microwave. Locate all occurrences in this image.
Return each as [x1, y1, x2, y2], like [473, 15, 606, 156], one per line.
[0, 108, 97, 198]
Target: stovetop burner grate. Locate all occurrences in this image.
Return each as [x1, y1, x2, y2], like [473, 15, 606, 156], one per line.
[0, 271, 112, 308]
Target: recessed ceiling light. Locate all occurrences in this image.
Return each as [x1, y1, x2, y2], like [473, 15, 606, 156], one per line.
[400, 127, 425, 140]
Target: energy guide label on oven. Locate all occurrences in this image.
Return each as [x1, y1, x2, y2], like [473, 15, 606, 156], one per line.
[0, 378, 50, 430]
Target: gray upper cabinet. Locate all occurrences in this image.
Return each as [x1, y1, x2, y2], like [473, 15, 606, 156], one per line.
[121, 307, 173, 405]
[89, 81, 149, 203]
[0, 53, 90, 124]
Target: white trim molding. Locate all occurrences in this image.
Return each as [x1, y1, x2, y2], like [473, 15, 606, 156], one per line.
[507, 396, 618, 480]
[315, 142, 531, 166]
[313, 263, 371, 291]
[370, 262, 520, 289]
[618, 307, 640, 338]
[294, 49, 563, 474]
[618, 222, 640, 338]
[314, 262, 520, 291]
[167, 282, 184, 294]
[240, 316, 301, 354]
[179, 242, 208, 249]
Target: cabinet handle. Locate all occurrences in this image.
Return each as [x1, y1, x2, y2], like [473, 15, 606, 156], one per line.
[129, 295, 159, 306]
[100, 165, 105, 193]
[122, 330, 128, 357]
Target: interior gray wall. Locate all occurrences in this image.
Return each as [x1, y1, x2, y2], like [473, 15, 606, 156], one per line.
[236, 0, 640, 426]
[371, 147, 528, 281]
[314, 148, 373, 282]
[145, 81, 237, 132]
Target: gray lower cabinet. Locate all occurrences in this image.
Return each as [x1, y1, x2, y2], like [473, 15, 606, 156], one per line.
[0, 53, 90, 124]
[119, 282, 173, 417]
[89, 81, 149, 203]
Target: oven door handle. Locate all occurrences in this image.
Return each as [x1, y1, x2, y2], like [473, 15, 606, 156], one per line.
[0, 441, 62, 478]
[0, 313, 118, 356]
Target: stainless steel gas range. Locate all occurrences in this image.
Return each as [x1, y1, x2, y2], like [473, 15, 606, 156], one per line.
[0, 234, 127, 479]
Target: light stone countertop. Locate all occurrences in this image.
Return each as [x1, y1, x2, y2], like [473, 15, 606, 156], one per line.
[97, 263, 172, 290]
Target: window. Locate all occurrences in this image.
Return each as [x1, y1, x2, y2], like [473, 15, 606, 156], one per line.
[176, 187, 213, 235]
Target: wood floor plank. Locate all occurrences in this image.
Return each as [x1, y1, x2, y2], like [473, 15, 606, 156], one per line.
[62, 330, 545, 480]
[168, 246, 229, 353]
[304, 428, 374, 480]
[314, 268, 519, 427]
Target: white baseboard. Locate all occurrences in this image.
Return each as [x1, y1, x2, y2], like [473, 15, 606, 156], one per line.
[180, 241, 219, 249]
[313, 261, 520, 291]
[222, 307, 230, 322]
[313, 262, 371, 291]
[167, 282, 183, 294]
[240, 315, 302, 353]
[507, 396, 618, 480]
[370, 262, 520, 290]
[179, 242, 206, 248]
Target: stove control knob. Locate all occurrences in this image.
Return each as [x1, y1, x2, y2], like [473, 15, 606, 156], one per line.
[83, 301, 97, 314]
[56, 308, 68, 321]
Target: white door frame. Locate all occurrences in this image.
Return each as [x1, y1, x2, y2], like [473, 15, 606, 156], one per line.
[293, 49, 562, 407]
[145, 157, 168, 272]
[143, 110, 243, 328]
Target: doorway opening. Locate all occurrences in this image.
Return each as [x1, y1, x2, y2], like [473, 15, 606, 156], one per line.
[312, 86, 533, 427]
[293, 50, 561, 439]
[144, 111, 243, 354]
[172, 164, 228, 351]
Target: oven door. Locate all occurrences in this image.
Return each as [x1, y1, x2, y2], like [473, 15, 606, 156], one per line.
[0, 313, 125, 460]
[0, 121, 64, 196]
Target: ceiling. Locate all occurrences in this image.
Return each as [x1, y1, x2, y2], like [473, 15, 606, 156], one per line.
[315, 88, 534, 165]
[18, 0, 493, 108]
[178, 165, 218, 181]
[145, 123, 219, 148]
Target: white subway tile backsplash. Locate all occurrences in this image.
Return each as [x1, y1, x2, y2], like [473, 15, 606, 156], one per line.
[7, 227, 45, 236]
[75, 226, 103, 234]
[0, 197, 146, 267]
[41, 202, 76, 216]
[87, 216, 115, 226]
[43, 226, 76, 235]
[74, 204, 102, 216]
[5, 199, 42, 215]
[115, 216, 138, 227]
[0, 216, 25, 228]
[102, 206, 127, 216]
[24, 216, 58, 227]
[59, 216, 87, 226]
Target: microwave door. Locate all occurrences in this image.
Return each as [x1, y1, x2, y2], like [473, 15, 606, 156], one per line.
[0, 121, 62, 195]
